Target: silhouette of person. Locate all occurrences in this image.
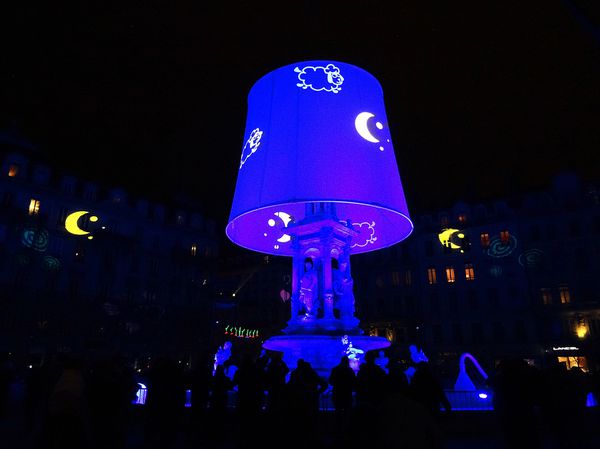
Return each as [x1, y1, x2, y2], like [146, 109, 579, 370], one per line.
[286, 359, 327, 447]
[40, 353, 90, 449]
[86, 354, 137, 449]
[409, 361, 451, 420]
[541, 360, 591, 449]
[329, 356, 356, 412]
[378, 363, 445, 449]
[208, 364, 233, 438]
[144, 355, 186, 449]
[490, 358, 542, 449]
[232, 354, 264, 449]
[329, 356, 356, 437]
[356, 350, 387, 409]
[264, 351, 289, 413]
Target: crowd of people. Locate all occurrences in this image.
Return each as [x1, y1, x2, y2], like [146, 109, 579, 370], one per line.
[0, 348, 597, 449]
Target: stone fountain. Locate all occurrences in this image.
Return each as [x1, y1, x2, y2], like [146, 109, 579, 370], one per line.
[226, 60, 413, 378]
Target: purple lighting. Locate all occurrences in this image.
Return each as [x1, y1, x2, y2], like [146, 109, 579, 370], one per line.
[227, 60, 412, 256]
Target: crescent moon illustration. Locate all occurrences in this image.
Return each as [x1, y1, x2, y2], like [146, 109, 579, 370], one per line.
[65, 211, 98, 236]
[274, 212, 292, 243]
[438, 228, 463, 249]
[355, 112, 380, 143]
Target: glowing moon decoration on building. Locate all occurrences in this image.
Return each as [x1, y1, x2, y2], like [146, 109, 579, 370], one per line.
[227, 60, 412, 256]
[65, 211, 98, 239]
[438, 228, 468, 252]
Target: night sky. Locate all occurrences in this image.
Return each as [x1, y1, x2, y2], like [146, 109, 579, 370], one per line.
[1, 1, 598, 236]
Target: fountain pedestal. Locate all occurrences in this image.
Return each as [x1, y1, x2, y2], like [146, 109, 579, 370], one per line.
[263, 208, 390, 378]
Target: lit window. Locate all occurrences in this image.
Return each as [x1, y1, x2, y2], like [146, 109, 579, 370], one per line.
[391, 271, 400, 287]
[427, 268, 437, 285]
[190, 244, 197, 256]
[28, 199, 40, 216]
[559, 286, 571, 304]
[500, 230, 510, 244]
[445, 267, 456, 283]
[541, 288, 552, 305]
[7, 165, 19, 177]
[404, 270, 412, 287]
[458, 214, 467, 223]
[480, 233, 490, 248]
[464, 263, 475, 281]
[576, 320, 588, 339]
[557, 356, 588, 371]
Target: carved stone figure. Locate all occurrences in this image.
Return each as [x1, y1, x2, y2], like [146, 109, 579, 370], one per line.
[299, 259, 319, 318]
[333, 259, 355, 320]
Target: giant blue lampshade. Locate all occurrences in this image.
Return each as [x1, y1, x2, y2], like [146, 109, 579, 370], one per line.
[226, 60, 413, 256]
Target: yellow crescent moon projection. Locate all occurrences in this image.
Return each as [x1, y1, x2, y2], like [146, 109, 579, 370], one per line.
[355, 112, 380, 143]
[65, 211, 98, 236]
[438, 228, 463, 249]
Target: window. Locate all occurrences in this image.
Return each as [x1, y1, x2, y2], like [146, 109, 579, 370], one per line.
[57, 207, 69, 225]
[492, 322, 505, 343]
[480, 233, 490, 248]
[391, 271, 400, 287]
[515, 320, 527, 342]
[28, 199, 40, 216]
[404, 270, 412, 287]
[500, 230, 510, 244]
[148, 259, 159, 276]
[424, 240, 433, 257]
[541, 288, 552, 305]
[529, 225, 541, 242]
[448, 290, 458, 312]
[432, 324, 443, 344]
[464, 263, 475, 281]
[2, 192, 11, 206]
[467, 290, 478, 310]
[429, 293, 440, 314]
[405, 295, 415, 314]
[7, 165, 18, 177]
[452, 323, 464, 344]
[559, 286, 571, 304]
[569, 221, 581, 238]
[190, 244, 197, 257]
[487, 288, 499, 308]
[472, 323, 484, 343]
[427, 267, 437, 285]
[445, 266, 455, 283]
[458, 213, 467, 224]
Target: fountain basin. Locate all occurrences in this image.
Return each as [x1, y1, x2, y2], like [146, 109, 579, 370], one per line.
[263, 334, 390, 379]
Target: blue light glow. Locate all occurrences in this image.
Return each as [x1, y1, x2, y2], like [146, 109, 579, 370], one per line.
[226, 60, 412, 256]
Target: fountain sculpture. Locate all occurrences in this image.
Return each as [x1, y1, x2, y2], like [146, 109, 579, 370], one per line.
[226, 61, 413, 378]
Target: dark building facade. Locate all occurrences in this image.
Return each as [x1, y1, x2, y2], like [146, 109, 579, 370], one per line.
[0, 131, 219, 362]
[356, 172, 600, 376]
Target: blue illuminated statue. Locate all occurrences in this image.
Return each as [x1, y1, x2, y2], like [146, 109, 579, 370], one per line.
[227, 61, 413, 378]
